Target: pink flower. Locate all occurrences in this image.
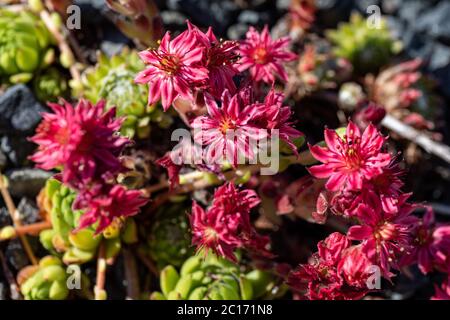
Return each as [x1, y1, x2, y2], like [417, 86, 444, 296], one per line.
[432, 277, 450, 300]
[337, 245, 373, 288]
[191, 90, 267, 165]
[317, 232, 350, 265]
[75, 184, 148, 234]
[367, 158, 406, 214]
[29, 100, 128, 188]
[354, 102, 386, 129]
[135, 27, 208, 111]
[287, 233, 369, 300]
[401, 208, 450, 274]
[290, 0, 316, 30]
[188, 22, 239, 98]
[288, 258, 345, 300]
[155, 153, 181, 189]
[190, 182, 270, 262]
[308, 122, 391, 191]
[253, 88, 303, 154]
[347, 200, 416, 278]
[237, 25, 297, 84]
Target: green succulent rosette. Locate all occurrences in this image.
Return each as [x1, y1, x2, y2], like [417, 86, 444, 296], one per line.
[71, 48, 172, 139]
[0, 8, 54, 84]
[39, 179, 132, 265]
[20, 256, 69, 300]
[147, 203, 193, 269]
[151, 253, 275, 300]
[33, 67, 69, 102]
[326, 12, 401, 73]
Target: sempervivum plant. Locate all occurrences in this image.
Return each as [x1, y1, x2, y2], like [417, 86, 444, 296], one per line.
[33, 67, 69, 102]
[72, 49, 172, 139]
[151, 253, 275, 300]
[366, 58, 442, 130]
[287, 41, 353, 98]
[0, 8, 54, 84]
[18, 256, 70, 300]
[147, 202, 193, 269]
[39, 179, 133, 264]
[326, 12, 401, 74]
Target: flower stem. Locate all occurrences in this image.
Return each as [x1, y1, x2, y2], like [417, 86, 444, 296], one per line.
[0, 221, 52, 241]
[0, 174, 38, 265]
[122, 248, 140, 300]
[94, 241, 107, 300]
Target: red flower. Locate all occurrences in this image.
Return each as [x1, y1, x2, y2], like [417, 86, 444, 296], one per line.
[337, 245, 373, 288]
[190, 182, 270, 262]
[254, 88, 303, 154]
[191, 90, 267, 166]
[308, 122, 391, 191]
[354, 102, 386, 129]
[135, 27, 208, 110]
[288, 233, 369, 300]
[366, 158, 406, 214]
[188, 22, 239, 99]
[401, 208, 450, 274]
[317, 232, 350, 265]
[75, 184, 148, 234]
[30, 100, 128, 188]
[347, 200, 416, 278]
[432, 277, 450, 300]
[290, 0, 316, 31]
[155, 153, 181, 189]
[237, 25, 297, 84]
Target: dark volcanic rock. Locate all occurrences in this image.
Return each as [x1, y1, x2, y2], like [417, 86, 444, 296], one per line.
[0, 207, 12, 228]
[414, 1, 450, 43]
[227, 23, 249, 40]
[397, 0, 430, 24]
[0, 150, 6, 170]
[100, 28, 131, 57]
[161, 10, 189, 33]
[4, 239, 30, 271]
[276, 0, 291, 11]
[354, 0, 380, 13]
[237, 10, 271, 27]
[17, 198, 41, 225]
[315, 0, 355, 29]
[428, 43, 450, 98]
[0, 85, 45, 136]
[381, 0, 402, 14]
[169, 0, 240, 36]
[0, 85, 45, 167]
[1, 136, 36, 168]
[6, 168, 52, 198]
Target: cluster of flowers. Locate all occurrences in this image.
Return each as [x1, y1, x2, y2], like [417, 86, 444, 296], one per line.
[30, 100, 148, 233]
[191, 87, 302, 166]
[287, 122, 450, 299]
[138, 21, 301, 187]
[135, 21, 297, 111]
[158, 87, 302, 189]
[191, 182, 272, 262]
